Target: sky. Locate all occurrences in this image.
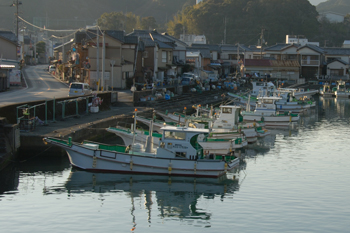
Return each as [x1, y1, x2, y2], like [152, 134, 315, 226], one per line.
[309, 0, 326, 5]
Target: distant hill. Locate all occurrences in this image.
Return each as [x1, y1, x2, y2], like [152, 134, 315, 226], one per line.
[316, 0, 350, 14]
[0, 0, 194, 32]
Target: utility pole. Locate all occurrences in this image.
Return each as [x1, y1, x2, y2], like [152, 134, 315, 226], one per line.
[260, 28, 265, 59]
[102, 31, 105, 91]
[236, 43, 240, 78]
[96, 24, 100, 91]
[223, 17, 227, 44]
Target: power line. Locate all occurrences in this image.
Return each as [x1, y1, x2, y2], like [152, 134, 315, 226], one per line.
[18, 16, 80, 32]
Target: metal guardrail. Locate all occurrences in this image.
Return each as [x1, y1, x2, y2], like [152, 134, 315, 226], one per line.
[16, 96, 92, 131]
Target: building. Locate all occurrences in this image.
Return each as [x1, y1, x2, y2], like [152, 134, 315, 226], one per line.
[180, 34, 206, 46]
[286, 35, 319, 47]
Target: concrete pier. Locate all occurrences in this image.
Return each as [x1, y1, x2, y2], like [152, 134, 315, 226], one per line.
[0, 117, 20, 170]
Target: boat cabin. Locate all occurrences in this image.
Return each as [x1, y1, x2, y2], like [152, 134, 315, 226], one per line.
[157, 126, 209, 159]
[336, 80, 346, 93]
[251, 81, 275, 96]
[254, 96, 281, 115]
[212, 105, 242, 129]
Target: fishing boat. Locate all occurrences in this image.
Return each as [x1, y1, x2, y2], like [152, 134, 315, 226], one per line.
[285, 87, 319, 99]
[319, 82, 333, 97]
[156, 105, 269, 143]
[44, 110, 241, 178]
[335, 80, 350, 98]
[241, 96, 299, 127]
[273, 89, 315, 113]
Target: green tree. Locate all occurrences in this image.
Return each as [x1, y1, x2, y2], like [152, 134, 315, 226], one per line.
[97, 12, 140, 33]
[140, 16, 158, 30]
[36, 41, 46, 55]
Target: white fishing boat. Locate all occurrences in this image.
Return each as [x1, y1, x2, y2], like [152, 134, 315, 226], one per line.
[156, 105, 269, 143]
[284, 87, 319, 99]
[319, 83, 333, 97]
[273, 89, 315, 113]
[335, 80, 350, 98]
[44, 122, 240, 178]
[241, 96, 299, 127]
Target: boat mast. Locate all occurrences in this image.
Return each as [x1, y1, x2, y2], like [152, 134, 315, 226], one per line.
[132, 109, 137, 151]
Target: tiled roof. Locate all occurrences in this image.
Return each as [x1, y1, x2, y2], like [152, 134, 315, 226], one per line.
[323, 48, 350, 55]
[128, 30, 173, 43]
[327, 58, 349, 65]
[75, 30, 96, 43]
[187, 47, 211, 58]
[191, 43, 221, 51]
[298, 44, 324, 54]
[0, 31, 17, 43]
[141, 38, 156, 47]
[155, 40, 173, 49]
[124, 35, 138, 44]
[264, 43, 296, 51]
[105, 30, 125, 42]
[161, 33, 188, 47]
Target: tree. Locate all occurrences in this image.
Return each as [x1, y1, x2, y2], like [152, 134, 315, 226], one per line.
[36, 41, 46, 55]
[140, 16, 158, 30]
[97, 12, 140, 33]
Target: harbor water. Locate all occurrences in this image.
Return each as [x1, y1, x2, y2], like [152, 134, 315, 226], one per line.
[1, 97, 350, 232]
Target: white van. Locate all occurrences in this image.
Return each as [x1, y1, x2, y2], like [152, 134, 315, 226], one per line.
[68, 82, 92, 96]
[48, 65, 56, 73]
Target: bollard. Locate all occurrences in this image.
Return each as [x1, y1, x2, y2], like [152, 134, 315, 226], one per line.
[45, 99, 48, 125]
[86, 97, 89, 114]
[76, 99, 79, 116]
[62, 102, 65, 119]
[53, 97, 56, 122]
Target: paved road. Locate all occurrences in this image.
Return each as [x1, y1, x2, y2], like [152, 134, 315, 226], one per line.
[0, 65, 69, 107]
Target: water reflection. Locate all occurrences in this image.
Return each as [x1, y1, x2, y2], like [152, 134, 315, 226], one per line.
[0, 165, 19, 195]
[49, 169, 240, 221]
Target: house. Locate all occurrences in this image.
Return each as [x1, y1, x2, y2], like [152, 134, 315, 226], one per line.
[325, 58, 349, 80]
[0, 31, 17, 60]
[77, 29, 138, 89]
[264, 43, 299, 62]
[244, 59, 300, 82]
[297, 44, 324, 79]
[128, 30, 177, 85]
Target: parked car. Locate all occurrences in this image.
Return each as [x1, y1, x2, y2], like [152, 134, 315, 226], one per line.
[48, 65, 56, 73]
[180, 72, 199, 85]
[68, 82, 92, 96]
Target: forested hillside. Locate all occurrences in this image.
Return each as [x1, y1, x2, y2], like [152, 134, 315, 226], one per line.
[1, 0, 350, 47]
[167, 0, 320, 45]
[0, 0, 194, 31]
[317, 0, 350, 14]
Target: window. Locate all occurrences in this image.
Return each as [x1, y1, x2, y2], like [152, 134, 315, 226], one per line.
[162, 51, 167, 62]
[164, 131, 186, 140]
[222, 108, 232, 114]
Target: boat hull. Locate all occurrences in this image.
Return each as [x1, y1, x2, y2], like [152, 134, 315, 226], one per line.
[46, 139, 239, 178]
[242, 114, 299, 127]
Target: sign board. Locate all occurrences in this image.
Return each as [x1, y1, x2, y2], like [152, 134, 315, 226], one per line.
[9, 70, 21, 85]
